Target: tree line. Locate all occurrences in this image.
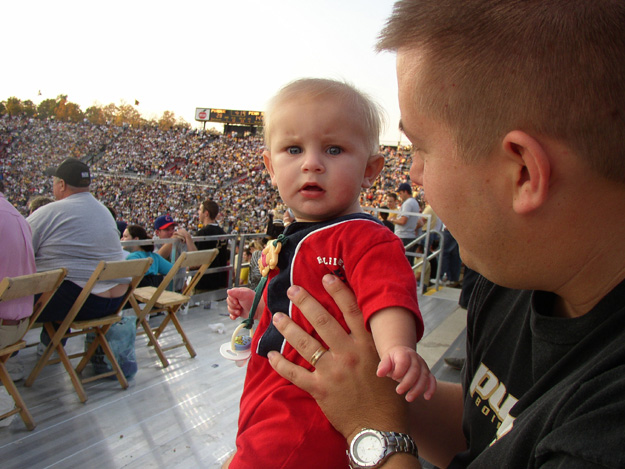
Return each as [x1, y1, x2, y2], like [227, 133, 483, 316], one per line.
[0, 95, 191, 131]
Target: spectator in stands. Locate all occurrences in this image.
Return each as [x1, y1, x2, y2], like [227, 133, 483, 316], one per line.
[0, 181, 36, 382]
[267, 1, 625, 468]
[122, 224, 173, 288]
[154, 214, 196, 262]
[378, 206, 395, 231]
[247, 238, 266, 291]
[282, 207, 295, 227]
[194, 200, 230, 291]
[416, 195, 442, 246]
[27, 195, 53, 214]
[392, 182, 421, 262]
[225, 78, 433, 468]
[106, 205, 127, 238]
[238, 248, 252, 286]
[440, 228, 461, 286]
[384, 191, 400, 228]
[27, 157, 128, 352]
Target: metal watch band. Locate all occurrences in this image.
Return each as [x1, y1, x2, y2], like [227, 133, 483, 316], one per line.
[385, 431, 418, 458]
[348, 429, 419, 469]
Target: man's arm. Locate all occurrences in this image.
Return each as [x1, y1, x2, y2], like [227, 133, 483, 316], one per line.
[268, 274, 467, 468]
[393, 215, 408, 226]
[174, 228, 197, 252]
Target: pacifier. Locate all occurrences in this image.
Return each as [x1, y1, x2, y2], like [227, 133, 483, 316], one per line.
[220, 322, 253, 367]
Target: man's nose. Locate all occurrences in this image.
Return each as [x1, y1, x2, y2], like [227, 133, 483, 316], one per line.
[409, 157, 424, 186]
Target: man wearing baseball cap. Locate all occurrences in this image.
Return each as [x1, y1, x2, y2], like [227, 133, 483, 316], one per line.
[154, 214, 197, 262]
[27, 157, 128, 352]
[44, 157, 91, 188]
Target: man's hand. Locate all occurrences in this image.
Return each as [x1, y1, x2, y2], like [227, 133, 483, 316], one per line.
[268, 274, 410, 444]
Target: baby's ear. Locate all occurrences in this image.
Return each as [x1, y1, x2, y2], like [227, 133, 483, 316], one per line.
[362, 154, 384, 188]
[262, 150, 278, 187]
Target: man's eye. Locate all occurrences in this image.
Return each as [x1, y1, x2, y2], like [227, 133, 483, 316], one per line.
[327, 146, 342, 155]
[287, 146, 302, 155]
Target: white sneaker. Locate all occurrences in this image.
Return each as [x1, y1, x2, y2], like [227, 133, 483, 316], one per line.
[4, 361, 24, 382]
[0, 387, 16, 427]
[37, 342, 59, 360]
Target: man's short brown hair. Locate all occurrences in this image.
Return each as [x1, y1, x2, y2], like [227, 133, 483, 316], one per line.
[378, 0, 625, 183]
[201, 200, 220, 220]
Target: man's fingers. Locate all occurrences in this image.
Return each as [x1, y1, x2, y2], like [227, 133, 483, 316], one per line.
[268, 348, 317, 393]
[286, 283, 351, 351]
[320, 275, 369, 341]
[272, 312, 326, 367]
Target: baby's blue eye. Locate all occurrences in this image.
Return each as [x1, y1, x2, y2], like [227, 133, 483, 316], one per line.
[287, 146, 302, 155]
[327, 146, 342, 155]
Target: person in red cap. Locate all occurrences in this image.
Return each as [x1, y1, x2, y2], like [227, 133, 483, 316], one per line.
[153, 214, 197, 262]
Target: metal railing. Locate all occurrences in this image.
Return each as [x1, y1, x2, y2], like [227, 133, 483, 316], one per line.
[121, 212, 445, 301]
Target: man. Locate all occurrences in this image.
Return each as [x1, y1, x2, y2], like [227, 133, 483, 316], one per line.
[0, 181, 36, 381]
[267, 1, 625, 468]
[194, 199, 229, 291]
[384, 191, 400, 230]
[392, 182, 421, 261]
[27, 157, 128, 349]
[153, 214, 197, 292]
[154, 214, 197, 262]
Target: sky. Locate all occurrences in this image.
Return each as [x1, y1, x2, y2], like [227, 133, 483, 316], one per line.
[2, 0, 407, 145]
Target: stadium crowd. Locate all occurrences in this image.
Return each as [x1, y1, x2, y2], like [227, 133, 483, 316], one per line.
[1, 115, 416, 235]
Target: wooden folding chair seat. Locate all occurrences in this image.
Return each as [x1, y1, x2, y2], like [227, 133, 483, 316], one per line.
[0, 268, 67, 430]
[129, 249, 218, 367]
[24, 258, 152, 403]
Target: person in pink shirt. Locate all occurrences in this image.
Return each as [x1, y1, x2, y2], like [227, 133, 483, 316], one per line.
[0, 181, 36, 381]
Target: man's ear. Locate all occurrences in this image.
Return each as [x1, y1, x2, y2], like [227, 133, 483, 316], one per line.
[362, 154, 385, 189]
[502, 131, 551, 215]
[262, 150, 278, 187]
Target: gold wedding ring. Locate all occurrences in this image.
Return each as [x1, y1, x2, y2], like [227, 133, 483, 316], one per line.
[310, 346, 328, 367]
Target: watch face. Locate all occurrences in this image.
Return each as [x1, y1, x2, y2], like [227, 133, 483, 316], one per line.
[353, 432, 385, 465]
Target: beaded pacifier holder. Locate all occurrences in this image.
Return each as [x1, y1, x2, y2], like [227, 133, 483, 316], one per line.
[220, 235, 287, 366]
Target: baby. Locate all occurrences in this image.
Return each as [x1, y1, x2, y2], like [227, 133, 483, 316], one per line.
[226, 78, 435, 468]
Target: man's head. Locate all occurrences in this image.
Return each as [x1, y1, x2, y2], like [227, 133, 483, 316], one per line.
[396, 183, 412, 201]
[28, 195, 53, 214]
[378, 0, 625, 295]
[199, 199, 220, 225]
[378, 0, 625, 182]
[45, 157, 91, 200]
[154, 214, 177, 239]
[385, 191, 399, 208]
[262, 78, 385, 223]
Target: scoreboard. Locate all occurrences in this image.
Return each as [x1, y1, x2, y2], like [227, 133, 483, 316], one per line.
[195, 108, 264, 126]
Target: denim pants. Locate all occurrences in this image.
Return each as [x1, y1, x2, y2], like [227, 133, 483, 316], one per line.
[440, 229, 462, 282]
[36, 280, 124, 345]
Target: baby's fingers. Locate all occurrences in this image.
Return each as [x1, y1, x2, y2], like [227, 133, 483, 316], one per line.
[376, 356, 393, 378]
[405, 370, 438, 402]
[394, 365, 421, 395]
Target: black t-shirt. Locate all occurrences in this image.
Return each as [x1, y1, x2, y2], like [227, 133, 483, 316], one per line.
[194, 224, 229, 290]
[449, 276, 625, 468]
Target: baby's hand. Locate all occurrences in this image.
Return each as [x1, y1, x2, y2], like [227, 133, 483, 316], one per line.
[376, 345, 437, 402]
[226, 287, 256, 320]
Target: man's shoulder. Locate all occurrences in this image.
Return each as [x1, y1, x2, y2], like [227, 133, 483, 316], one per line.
[196, 224, 225, 236]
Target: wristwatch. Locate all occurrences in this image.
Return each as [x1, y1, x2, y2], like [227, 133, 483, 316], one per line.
[348, 428, 418, 468]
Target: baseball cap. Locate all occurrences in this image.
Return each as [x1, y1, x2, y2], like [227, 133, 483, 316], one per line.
[45, 157, 91, 187]
[154, 214, 177, 230]
[397, 182, 412, 193]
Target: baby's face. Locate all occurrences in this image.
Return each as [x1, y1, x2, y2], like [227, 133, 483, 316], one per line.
[263, 96, 381, 223]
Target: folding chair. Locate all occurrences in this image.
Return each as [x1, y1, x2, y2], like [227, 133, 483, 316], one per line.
[0, 268, 67, 430]
[24, 258, 152, 403]
[129, 249, 218, 367]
